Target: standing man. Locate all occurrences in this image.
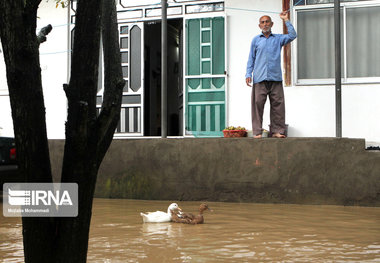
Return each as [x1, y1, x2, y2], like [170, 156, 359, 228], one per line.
[245, 11, 297, 138]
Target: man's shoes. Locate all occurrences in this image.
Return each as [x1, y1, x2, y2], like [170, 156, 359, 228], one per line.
[272, 133, 286, 138]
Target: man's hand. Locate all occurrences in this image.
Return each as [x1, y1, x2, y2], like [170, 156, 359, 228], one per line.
[280, 11, 289, 22]
[246, 77, 252, 87]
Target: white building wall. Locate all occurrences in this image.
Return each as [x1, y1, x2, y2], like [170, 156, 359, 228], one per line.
[0, 48, 13, 137]
[340, 85, 380, 144]
[286, 84, 380, 145]
[285, 86, 336, 137]
[0, 98, 13, 137]
[0, 2, 68, 139]
[37, 1, 68, 139]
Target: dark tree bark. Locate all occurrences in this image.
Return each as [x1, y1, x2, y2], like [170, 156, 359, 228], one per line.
[0, 1, 56, 261]
[56, 0, 124, 261]
[0, 0, 124, 262]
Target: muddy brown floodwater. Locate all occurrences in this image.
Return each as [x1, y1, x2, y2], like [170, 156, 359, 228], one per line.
[1, 199, 380, 262]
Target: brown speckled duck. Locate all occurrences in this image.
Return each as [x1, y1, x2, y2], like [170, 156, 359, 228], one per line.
[171, 203, 212, 224]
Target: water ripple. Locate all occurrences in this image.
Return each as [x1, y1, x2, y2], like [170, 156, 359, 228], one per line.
[1, 200, 380, 262]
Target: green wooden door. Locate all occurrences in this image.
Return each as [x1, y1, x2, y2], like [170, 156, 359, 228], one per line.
[185, 17, 226, 137]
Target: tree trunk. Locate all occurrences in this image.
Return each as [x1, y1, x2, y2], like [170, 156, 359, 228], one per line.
[56, 0, 125, 261]
[0, 0, 124, 261]
[0, 1, 56, 262]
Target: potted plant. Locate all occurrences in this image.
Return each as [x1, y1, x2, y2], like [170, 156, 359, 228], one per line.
[223, 126, 247, 138]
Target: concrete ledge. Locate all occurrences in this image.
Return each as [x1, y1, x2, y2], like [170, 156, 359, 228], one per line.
[48, 138, 380, 206]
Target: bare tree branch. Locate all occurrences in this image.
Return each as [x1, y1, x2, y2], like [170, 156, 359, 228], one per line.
[95, 0, 125, 166]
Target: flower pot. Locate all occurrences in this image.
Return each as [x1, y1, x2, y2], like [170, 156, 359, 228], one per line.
[223, 130, 247, 138]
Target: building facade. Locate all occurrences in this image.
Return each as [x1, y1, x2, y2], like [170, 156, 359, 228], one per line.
[1, 0, 379, 145]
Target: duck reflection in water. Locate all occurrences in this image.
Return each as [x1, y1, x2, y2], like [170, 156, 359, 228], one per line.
[171, 203, 212, 224]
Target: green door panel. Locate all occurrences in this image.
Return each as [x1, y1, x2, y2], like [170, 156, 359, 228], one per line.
[185, 17, 226, 137]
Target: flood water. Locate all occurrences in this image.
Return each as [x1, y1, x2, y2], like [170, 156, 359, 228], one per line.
[1, 199, 380, 262]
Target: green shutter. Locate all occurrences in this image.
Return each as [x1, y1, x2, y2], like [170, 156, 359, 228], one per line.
[187, 19, 200, 76]
[212, 17, 225, 75]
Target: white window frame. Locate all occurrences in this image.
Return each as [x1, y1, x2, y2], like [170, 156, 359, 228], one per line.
[293, 0, 380, 85]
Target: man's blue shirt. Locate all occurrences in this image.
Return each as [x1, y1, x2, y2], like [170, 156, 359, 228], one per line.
[245, 21, 297, 84]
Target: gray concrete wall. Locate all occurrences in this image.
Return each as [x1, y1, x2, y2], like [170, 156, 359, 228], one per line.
[49, 138, 380, 206]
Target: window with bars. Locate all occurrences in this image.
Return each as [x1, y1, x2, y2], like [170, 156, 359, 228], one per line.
[117, 24, 142, 134]
[294, 0, 368, 5]
[97, 23, 143, 135]
[295, 1, 380, 84]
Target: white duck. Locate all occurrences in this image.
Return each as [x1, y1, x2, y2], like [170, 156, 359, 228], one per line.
[140, 203, 182, 223]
